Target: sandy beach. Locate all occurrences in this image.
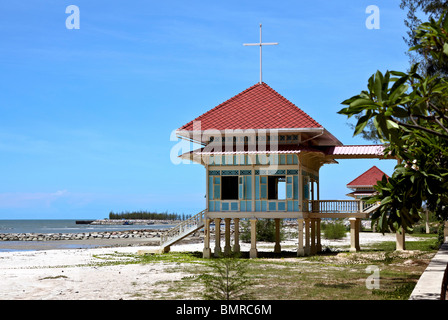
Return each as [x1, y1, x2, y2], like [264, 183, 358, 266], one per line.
[0, 232, 427, 300]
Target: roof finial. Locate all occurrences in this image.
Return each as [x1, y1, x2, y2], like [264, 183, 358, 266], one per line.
[243, 24, 278, 84]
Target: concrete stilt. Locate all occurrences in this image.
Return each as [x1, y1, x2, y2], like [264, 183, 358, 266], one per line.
[396, 229, 406, 251]
[316, 218, 322, 252]
[203, 218, 212, 258]
[224, 218, 231, 255]
[274, 218, 281, 253]
[297, 218, 305, 256]
[310, 219, 316, 255]
[214, 218, 222, 257]
[250, 219, 258, 258]
[349, 218, 360, 252]
[233, 218, 240, 253]
[305, 219, 310, 255]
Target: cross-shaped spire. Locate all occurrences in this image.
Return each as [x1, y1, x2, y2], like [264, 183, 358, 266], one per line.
[243, 24, 278, 84]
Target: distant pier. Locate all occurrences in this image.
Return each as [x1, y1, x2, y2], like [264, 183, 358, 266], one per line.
[75, 220, 95, 225]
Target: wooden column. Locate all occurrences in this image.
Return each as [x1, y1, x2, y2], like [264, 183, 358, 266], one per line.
[274, 218, 281, 253]
[233, 218, 240, 253]
[304, 218, 310, 255]
[214, 218, 222, 257]
[316, 218, 322, 253]
[349, 218, 360, 252]
[224, 218, 231, 255]
[203, 218, 212, 258]
[396, 228, 406, 251]
[310, 218, 316, 255]
[297, 218, 305, 256]
[250, 219, 258, 258]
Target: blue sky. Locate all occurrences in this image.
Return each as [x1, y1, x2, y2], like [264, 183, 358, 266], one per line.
[0, 0, 413, 219]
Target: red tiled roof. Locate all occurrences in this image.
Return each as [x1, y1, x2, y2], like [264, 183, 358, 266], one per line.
[178, 82, 323, 131]
[346, 166, 389, 187]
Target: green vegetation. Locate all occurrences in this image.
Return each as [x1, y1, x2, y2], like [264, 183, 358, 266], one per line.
[108, 210, 188, 221]
[240, 219, 284, 243]
[338, 9, 448, 233]
[322, 220, 347, 240]
[200, 254, 252, 300]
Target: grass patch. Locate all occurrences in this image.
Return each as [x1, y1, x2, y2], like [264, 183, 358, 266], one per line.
[364, 233, 439, 252]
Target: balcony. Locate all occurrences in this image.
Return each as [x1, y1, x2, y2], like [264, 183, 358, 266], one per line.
[303, 200, 379, 218]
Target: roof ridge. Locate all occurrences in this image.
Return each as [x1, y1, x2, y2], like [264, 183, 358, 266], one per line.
[177, 82, 325, 132]
[178, 83, 261, 131]
[346, 165, 389, 187]
[260, 83, 322, 128]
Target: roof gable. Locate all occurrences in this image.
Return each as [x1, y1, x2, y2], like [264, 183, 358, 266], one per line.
[347, 166, 389, 187]
[178, 82, 323, 131]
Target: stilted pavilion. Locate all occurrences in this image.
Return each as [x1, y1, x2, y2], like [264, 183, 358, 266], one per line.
[346, 166, 389, 199]
[160, 82, 393, 257]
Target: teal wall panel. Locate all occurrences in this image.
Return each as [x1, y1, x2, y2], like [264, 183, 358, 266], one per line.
[278, 201, 286, 211]
[294, 175, 299, 200]
[261, 201, 267, 212]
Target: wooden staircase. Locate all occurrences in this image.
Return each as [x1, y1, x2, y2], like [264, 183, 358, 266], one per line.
[361, 202, 380, 215]
[159, 209, 206, 253]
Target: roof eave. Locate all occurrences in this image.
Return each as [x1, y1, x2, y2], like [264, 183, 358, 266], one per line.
[175, 127, 332, 144]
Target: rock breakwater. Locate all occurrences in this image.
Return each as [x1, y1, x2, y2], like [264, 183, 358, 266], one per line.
[89, 219, 178, 225]
[0, 229, 165, 242]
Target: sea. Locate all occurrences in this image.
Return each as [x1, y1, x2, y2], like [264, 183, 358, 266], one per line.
[0, 219, 174, 253]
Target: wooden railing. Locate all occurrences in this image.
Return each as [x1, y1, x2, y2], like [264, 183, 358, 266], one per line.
[160, 209, 206, 247]
[303, 200, 379, 214]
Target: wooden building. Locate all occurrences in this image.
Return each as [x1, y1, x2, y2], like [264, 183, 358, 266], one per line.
[161, 82, 390, 257]
[346, 166, 389, 199]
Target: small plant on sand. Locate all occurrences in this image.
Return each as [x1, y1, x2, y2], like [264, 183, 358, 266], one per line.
[200, 254, 252, 300]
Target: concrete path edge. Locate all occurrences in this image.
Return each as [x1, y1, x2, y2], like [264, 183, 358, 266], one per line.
[409, 242, 448, 300]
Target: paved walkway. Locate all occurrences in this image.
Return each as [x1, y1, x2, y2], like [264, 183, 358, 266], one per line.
[409, 242, 448, 300]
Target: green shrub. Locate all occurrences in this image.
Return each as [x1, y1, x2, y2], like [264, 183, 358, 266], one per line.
[240, 219, 284, 242]
[323, 221, 347, 240]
